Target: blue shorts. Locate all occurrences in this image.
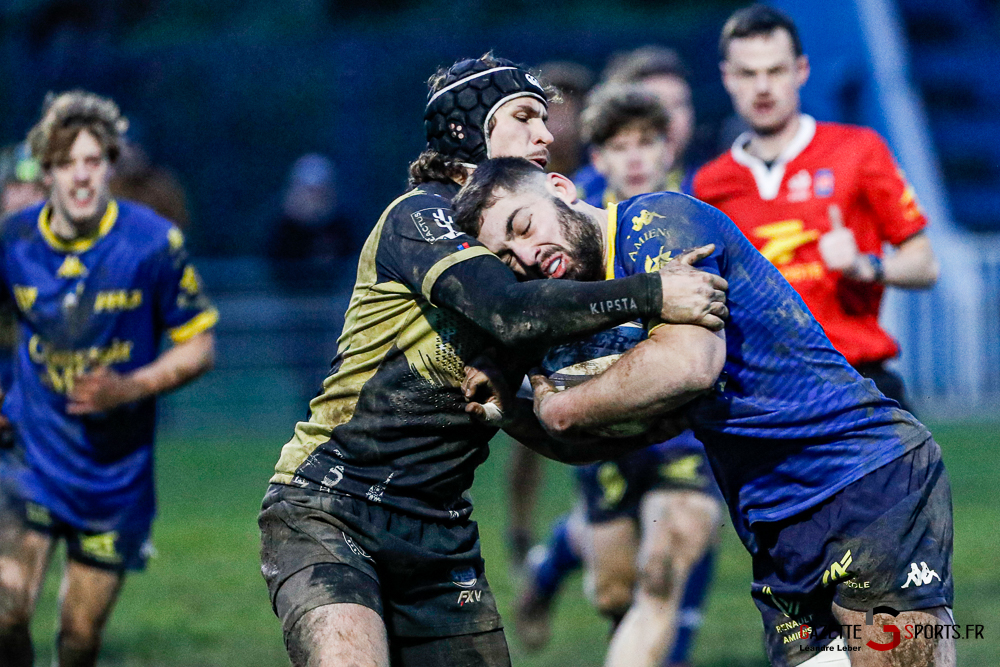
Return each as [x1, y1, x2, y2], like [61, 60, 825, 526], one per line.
[576, 430, 718, 524]
[0, 480, 152, 572]
[749, 438, 953, 666]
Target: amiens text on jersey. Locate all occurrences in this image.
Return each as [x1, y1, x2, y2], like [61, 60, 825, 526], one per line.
[607, 192, 930, 528]
[0, 200, 217, 532]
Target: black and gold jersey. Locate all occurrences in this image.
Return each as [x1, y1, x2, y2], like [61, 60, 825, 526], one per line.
[271, 182, 500, 521]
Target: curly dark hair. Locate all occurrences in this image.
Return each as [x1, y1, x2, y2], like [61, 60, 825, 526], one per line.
[27, 90, 128, 169]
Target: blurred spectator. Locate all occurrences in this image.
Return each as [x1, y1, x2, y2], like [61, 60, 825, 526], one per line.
[0, 142, 47, 215]
[575, 46, 700, 200]
[267, 153, 355, 290]
[604, 46, 695, 169]
[109, 139, 191, 228]
[536, 61, 595, 176]
[0, 143, 45, 394]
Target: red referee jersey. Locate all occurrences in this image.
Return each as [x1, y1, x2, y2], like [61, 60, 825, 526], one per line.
[693, 115, 927, 366]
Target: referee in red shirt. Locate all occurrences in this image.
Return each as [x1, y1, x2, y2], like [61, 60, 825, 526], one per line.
[694, 4, 939, 413]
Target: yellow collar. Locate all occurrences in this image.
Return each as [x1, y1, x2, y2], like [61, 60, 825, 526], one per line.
[38, 200, 119, 254]
[604, 202, 618, 281]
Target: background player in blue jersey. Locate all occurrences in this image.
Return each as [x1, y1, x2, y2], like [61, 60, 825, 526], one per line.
[514, 86, 722, 667]
[0, 91, 217, 667]
[453, 157, 955, 667]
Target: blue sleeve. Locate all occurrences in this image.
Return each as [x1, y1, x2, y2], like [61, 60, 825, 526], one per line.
[616, 193, 727, 280]
[152, 227, 218, 344]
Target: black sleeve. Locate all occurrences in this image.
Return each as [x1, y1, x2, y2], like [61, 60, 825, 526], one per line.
[431, 255, 661, 353]
[377, 188, 662, 353]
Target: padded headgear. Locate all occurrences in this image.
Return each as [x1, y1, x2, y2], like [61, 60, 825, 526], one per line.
[424, 58, 548, 165]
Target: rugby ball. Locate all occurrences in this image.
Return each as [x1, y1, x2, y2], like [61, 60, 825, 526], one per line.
[542, 323, 655, 438]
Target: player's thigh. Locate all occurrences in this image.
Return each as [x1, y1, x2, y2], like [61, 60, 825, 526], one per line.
[0, 499, 54, 622]
[391, 629, 511, 667]
[287, 602, 389, 667]
[637, 489, 720, 576]
[832, 603, 955, 667]
[57, 559, 124, 641]
[583, 517, 638, 611]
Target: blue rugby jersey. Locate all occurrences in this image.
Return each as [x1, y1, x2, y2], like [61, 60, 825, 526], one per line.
[0, 200, 217, 532]
[607, 192, 930, 527]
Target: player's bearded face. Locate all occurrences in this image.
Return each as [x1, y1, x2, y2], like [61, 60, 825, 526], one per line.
[550, 197, 603, 281]
[47, 130, 112, 231]
[476, 187, 603, 282]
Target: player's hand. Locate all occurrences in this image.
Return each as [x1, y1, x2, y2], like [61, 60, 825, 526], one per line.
[67, 366, 143, 414]
[819, 205, 873, 280]
[657, 244, 728, 331]
[528, 372, 560, 433]
[463, 354, 511, 426]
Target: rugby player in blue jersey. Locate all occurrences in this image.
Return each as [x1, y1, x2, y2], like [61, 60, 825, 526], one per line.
[258, 55, 729, 667]
[453, 157, 955, 667]
[514, 86, 722, 667]
[0, 91, 217, 667]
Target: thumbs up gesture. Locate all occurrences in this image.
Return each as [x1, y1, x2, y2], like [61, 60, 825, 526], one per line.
[818, 204, 861, 274]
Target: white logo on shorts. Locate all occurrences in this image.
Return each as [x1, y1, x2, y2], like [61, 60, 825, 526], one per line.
[901, 562, 941, 588]
[343, 534, 373, 562]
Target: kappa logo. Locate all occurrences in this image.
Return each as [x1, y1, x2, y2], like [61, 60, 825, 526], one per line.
[900, 562, 941, 589]
[57, 255, 87, 278]
[631, 209, 666, 231]
[411, 208, 464, 243]
[525, 73, 541, 88]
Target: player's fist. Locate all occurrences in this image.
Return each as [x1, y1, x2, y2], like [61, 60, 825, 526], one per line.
[67, 366, 143, 414]
[819, 204, 861, 272]
[656, 244, 728, 332]
[463, 354, 511, 426]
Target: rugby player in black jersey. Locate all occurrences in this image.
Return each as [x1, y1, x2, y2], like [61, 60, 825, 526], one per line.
[258, 54, 728, 667]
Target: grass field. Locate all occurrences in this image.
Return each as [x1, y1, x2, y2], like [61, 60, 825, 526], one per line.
[25, 422, 999, 665]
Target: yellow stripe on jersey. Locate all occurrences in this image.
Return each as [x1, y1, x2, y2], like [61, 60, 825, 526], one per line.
[605, 202, 618, 281]
[168, 307, 219, 343]
[38, 200, 119, 254]
[272, 190, 423, 484]
[422, 246, 495, 304]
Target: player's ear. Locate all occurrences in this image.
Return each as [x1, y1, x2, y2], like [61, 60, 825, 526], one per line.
[545, 172, 578, 204]
[795, 54, 810, 88]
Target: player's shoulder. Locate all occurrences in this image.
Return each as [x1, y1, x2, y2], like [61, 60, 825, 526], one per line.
[692, 149, 742, 196]
[620, 191, 723, 227]
[114, 199, 186, 254]
[813, 121, 885, 151]
[0, 202, 45, 242]
[383, 181, 458, 221]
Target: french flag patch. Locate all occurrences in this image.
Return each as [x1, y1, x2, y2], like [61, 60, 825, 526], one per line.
[457, 242, 471, 250]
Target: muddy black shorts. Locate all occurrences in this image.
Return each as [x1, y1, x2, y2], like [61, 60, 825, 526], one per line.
[749, 438, 953, 666]
[259, 484, 504, 641]
[576, 430, 718, 524]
